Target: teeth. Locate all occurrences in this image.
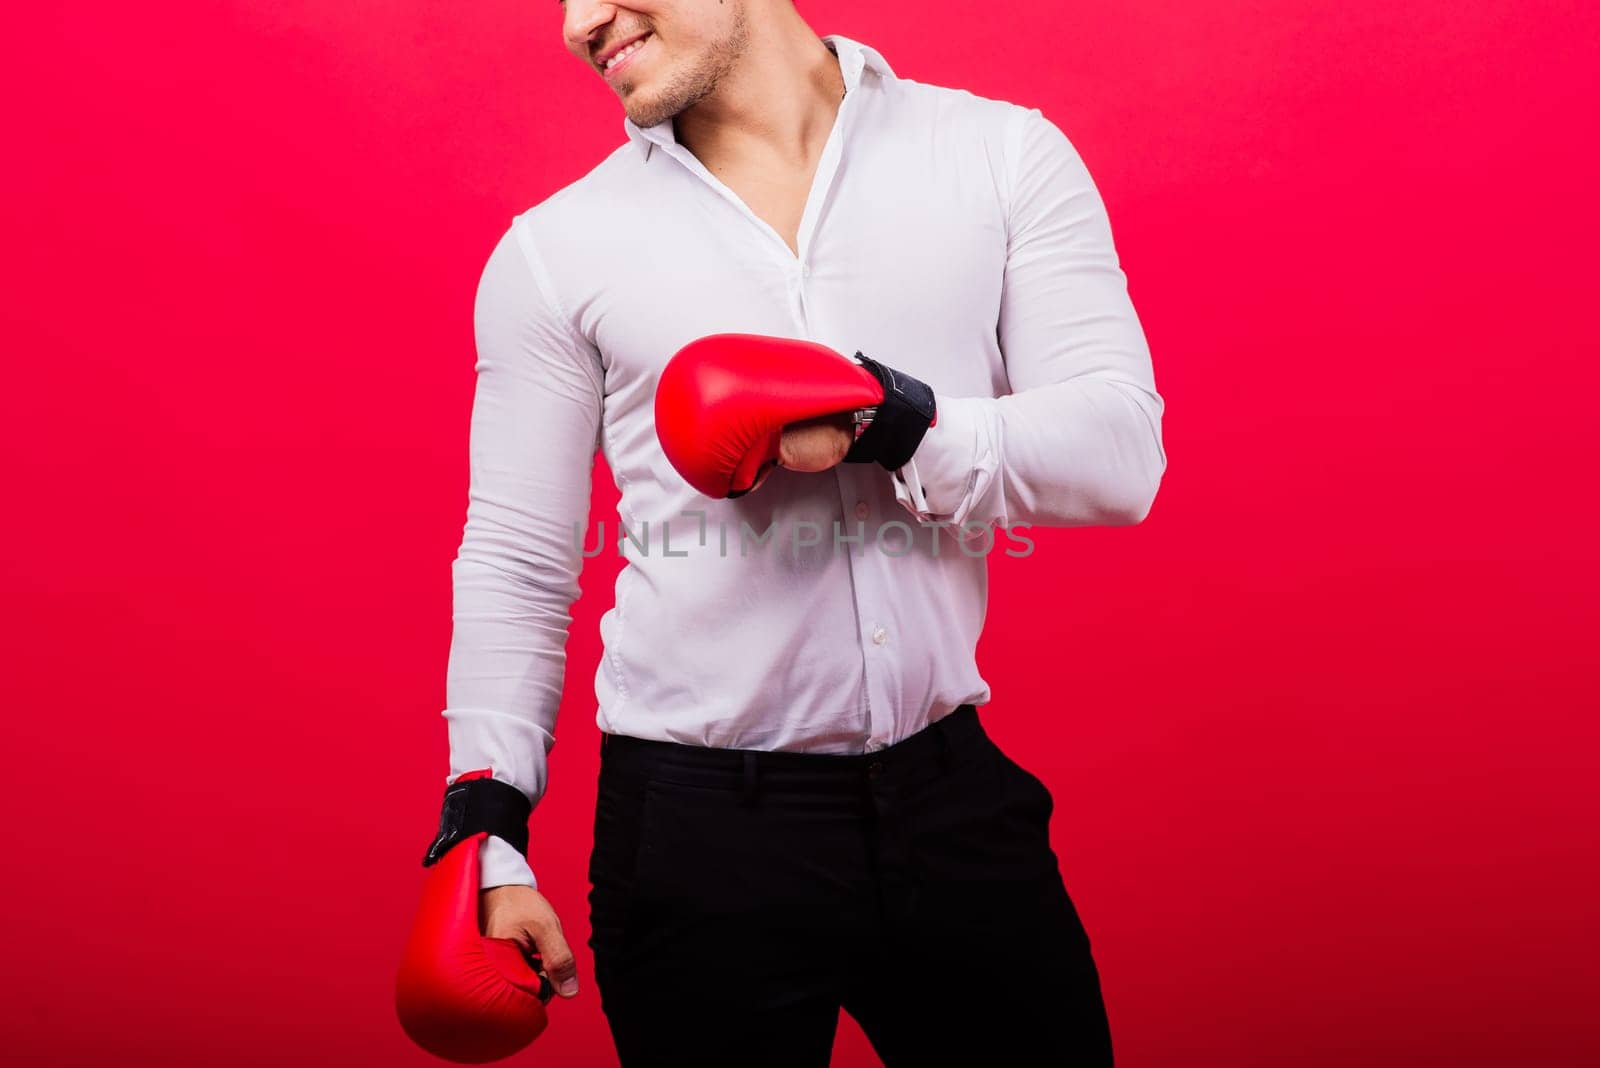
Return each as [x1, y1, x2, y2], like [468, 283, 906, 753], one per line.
[605, 37, 646, 70]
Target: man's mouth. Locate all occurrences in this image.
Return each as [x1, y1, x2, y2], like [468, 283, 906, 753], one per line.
[601, 33, 652, 77]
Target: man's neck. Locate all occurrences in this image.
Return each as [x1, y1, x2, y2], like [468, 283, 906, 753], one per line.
[673, 33, 846, 172]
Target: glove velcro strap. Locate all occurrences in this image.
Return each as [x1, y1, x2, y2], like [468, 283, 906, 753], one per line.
[421, 776, 532, 867]
[843, 352, 937, 470]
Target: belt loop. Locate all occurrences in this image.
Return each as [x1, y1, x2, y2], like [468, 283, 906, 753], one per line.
[740, 751, 760, 806]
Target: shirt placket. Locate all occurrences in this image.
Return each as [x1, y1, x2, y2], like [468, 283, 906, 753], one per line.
[655, 75, 898, 752]
[655, 80, 856, 332]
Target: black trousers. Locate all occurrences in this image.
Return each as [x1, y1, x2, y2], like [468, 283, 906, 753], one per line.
[586, 704, 1114, 1067]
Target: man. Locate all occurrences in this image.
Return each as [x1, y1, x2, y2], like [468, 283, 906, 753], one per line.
[444, 1, 1165, 1063]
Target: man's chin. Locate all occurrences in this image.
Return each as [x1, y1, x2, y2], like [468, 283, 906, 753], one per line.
[624, 101, 676, 130]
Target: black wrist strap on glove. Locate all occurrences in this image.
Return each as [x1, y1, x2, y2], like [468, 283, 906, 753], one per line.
[843, 352, 937, 470]
[421, 777, 532, 867]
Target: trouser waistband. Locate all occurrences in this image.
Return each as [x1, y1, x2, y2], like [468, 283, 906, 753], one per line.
[599, 703, 986, 802]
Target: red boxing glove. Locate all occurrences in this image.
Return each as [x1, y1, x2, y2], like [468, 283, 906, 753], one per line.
[654, 333, 936, 499]
[395, 770, 552, 1064]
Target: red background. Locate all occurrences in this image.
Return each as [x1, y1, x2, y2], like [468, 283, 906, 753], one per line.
[3, 2, 1596, 1065]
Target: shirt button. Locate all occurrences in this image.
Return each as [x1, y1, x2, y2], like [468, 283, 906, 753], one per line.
[801, 264, 812, 278]
[871, 626, 888, 646]
[855, 501, 869, 520]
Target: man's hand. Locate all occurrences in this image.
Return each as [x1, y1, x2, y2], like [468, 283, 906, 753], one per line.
[778, 412, 855, 473]
[481, 885, 580, 999]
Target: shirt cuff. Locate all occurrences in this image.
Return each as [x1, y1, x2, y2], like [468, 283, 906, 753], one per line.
[480, 834, 539, 891]
[891, 395, 995, 530]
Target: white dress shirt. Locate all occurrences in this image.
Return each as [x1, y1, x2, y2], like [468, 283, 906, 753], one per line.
[445, 34, 1167, 888]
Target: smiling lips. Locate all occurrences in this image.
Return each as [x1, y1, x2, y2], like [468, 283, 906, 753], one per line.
[600, 33, 651, 78]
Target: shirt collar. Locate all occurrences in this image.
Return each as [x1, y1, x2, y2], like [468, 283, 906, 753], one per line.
[622, 34, 895, 162]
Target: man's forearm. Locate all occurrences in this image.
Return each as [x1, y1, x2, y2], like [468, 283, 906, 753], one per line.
[894, 376, 1166, 532]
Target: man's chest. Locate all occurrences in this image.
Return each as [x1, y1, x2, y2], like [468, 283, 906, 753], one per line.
[538, 135, 1012, 458]
[713, 164, 812, 259]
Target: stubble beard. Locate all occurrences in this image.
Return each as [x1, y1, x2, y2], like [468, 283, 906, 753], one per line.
[620, 6, 751, 130]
